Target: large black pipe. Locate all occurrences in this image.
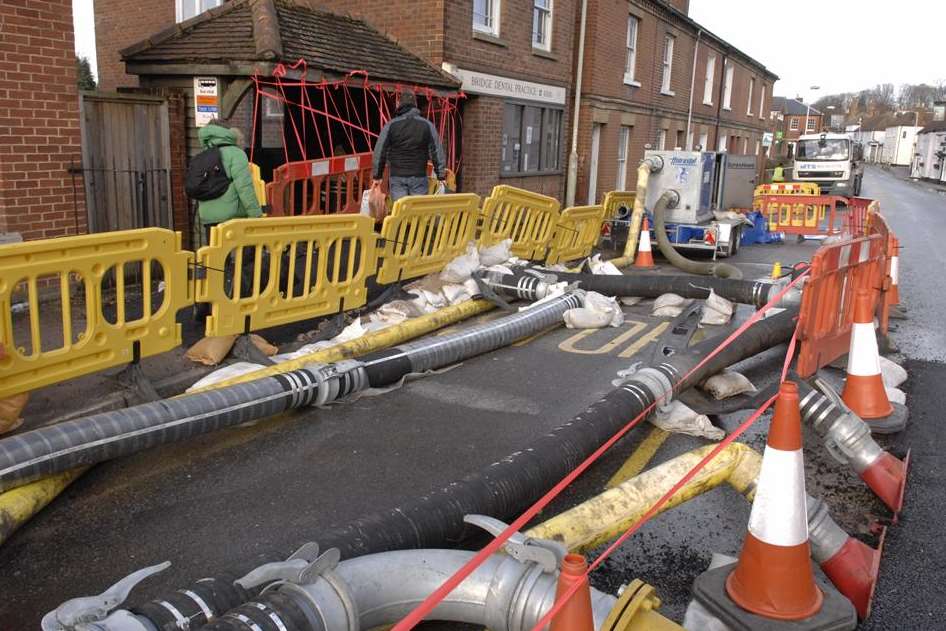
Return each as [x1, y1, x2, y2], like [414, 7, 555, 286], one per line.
[286, 308, 798, 558]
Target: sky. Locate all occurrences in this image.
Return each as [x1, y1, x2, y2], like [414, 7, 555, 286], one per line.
[73, 0, 96, 78]
[689, 0, 944, 103]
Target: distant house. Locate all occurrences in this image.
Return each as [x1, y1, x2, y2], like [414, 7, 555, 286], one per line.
[912, 121, 946, 181]
[851, 127, 886, 163]
[769, 97, 823, 158]
[883, 126, 921, 167]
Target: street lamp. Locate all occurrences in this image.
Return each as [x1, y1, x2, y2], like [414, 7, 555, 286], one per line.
[804, 85, 820, 135]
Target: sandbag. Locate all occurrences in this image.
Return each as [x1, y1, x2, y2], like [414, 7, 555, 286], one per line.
[700, 289, 734, 326]
[0, 392, 28, 435]
[479, 239, 513, 267]
[651, 400, 725, 440]
[588, 254, 622, 276]
[652, 293, 690, 318]
[885, 386, 906, 405]
[185, 335, 238, 366]
[440, 242, 480, 283]
[702, 370, 756, 400]
[879, 355, 908, 388]
[563, 291, 624, 329]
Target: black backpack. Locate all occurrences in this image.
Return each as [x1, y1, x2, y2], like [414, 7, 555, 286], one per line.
[185, 145, 232, 201]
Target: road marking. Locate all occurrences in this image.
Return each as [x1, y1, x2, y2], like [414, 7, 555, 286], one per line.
[606, 426, 670, 489]
[617, 321, 668, 358]
[512, 324, 560, 347]
[559, 321, 648, 355]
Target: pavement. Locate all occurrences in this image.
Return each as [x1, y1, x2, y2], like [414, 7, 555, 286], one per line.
[1, 164, 944, 629]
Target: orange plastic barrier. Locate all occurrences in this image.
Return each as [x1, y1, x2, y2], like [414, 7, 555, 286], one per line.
[796, 234, 887, 377]
[865, 208, 898, 335]
[267, 153, 374, 216]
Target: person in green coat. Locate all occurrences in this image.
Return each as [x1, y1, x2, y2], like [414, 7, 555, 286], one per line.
[196, 122, 263, 242]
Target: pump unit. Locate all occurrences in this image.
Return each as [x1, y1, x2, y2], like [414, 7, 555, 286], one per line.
[643, 150, 717, 224]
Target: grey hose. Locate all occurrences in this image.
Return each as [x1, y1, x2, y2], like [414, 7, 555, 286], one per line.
[0, 292, 584, 493]
[652, 189, 743, 279]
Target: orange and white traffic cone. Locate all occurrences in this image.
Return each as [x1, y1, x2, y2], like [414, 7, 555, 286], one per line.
[725, 381, 823, 620]
[633, 217, 656, 269]
[549, 553, 594, 631]
[808, 495, 883, 620]
[841, 289, 907, 433]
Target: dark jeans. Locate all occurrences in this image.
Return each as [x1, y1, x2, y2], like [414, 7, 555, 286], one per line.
[389, 175, 429, 201]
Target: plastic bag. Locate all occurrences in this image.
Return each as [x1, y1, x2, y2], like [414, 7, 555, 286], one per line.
[479, 239, 513, 266]
[588, 254, 622, 276]
[700, 289, 734, 326]
[651, 400, 725, 440]
[702, 370, 756, 399]
[368, 182, 387, 221]
[186, 362, 266, 392]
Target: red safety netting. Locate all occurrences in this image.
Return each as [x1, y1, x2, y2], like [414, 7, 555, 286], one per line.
[390, 271, 809, 630]
[248, 60, 464, 173]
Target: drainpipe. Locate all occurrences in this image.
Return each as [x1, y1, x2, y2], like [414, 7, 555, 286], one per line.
[714, 52, 728, 151]
[685, 29, 702, 150]
[565, 0, 589, 207]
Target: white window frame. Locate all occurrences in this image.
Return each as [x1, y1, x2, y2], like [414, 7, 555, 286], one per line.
[660, 34, 675, 96]
[473, 0, 501, 36]
[742, 137, 749, 154]
[656, 129, 667, 150]
[702, 55, 715, 105]
[176, 0, 221, 22]
[758, 84, 765, 120]
[698, 131, 708, 151]
[616, 126, 630, 190]
[718, 133, 728, 152]
[790, 118, 800, 131]
[722, 62, 734, 110]
[747, 78, 755, 115]
[624, 15, 640, 85]
[755, 140, 761, 155]
[264, 98, 283, 118]
[807, 117, 817, 132]
[532, 0, 552, 51]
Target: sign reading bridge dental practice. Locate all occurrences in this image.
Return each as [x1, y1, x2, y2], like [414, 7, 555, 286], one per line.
[455, 68, 566, 106]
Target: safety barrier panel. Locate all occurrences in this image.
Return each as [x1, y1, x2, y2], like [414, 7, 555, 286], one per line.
[755, 194, 851, 237]
[865, 207, 897, 335]
[249, 163, 267, 206]
[796, 232, 887, 377]
[478, 185, 561, 261]
[546, 205, 608, 265]
[376, 193, 480, 284]
[753, 182, 821, 197]
[266, 153, 373, 216]
[0, 229, 193, 399]
[602, 191, 636, 219]
[196, 215, 377, 337]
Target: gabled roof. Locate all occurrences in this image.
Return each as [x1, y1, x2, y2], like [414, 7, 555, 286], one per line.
[772, 97, 822, 117]
[121, 0, 460, 91]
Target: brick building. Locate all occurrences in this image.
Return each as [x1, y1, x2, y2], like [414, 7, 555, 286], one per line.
[769, 96, 823, 158]
[0, 0, 86, 242]
[575, 0, 777, 203]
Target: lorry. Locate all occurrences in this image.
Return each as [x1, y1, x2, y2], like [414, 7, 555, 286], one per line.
[792, 132, 864, 195]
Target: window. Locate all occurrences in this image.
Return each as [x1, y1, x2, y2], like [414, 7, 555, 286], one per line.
[264, 98, 283, 118]
[755, 140, 761, 155]
[656, 129, 667, 150]
[588, 123, 602, 202]
[722, 62, 734, 110]
[473, 0, 500, 36]
[718, 134, 728, 152]
[616, 126, 631, 190]
[624, 16, 639, 84]
[533, 0, 552, 50]
[747, 78, 755, 115]
[177, 0, 221, 22]
[758, 84, 765, 119]
[676, 129, 685, 150]
[742, 137, 749, 153]
[703, 55, 715, 105]
[790, 118, 800, 131]
[660, 35, 675, 95]
[501, 102, 563, 175]
[806, 117, 817, 132]
[698, 131, 708, 151]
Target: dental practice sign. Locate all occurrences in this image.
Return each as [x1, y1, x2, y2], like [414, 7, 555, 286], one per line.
[455, 68, 566, 105]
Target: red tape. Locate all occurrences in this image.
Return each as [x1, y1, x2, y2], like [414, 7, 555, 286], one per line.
[391, 271, 808, 630]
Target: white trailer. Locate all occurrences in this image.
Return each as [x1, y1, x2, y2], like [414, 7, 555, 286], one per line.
[883, 126, 921, 166]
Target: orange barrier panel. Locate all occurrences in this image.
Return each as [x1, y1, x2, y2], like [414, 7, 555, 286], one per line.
[267, 153, 374, 216]
[796, 234, 887, 377]
[865, 208, 895, 335]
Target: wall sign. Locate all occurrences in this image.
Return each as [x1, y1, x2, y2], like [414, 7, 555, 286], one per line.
[194, 77, 219, 127]
[455, 68, 566, 105]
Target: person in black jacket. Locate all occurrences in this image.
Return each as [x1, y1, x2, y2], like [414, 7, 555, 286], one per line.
[372, 92, 446, 200]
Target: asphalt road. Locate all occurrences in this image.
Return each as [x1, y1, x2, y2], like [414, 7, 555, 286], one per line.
[1, 165, 943, 629]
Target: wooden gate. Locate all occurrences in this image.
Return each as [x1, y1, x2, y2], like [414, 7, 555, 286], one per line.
[80, 92, 173, 232]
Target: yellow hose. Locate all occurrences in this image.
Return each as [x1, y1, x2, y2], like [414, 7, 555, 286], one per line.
[609, 162, 653, 268]
[526, 443, 762, 552]
[0, 299, 495, 546]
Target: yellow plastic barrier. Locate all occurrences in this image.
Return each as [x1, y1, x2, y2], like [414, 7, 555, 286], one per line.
[196, 215, 377, 337]
[0, 229, 193, 399]
[602, 190, 636, 220]
[753, 182, 820, 198]
[249, 163, 267, 205]
[478, 185, 560, 260]
[546, 205, 608, 265]
[376, 193, 480, 284]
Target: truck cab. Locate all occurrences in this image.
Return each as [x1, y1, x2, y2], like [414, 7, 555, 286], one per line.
[792, 132, 864, 195]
